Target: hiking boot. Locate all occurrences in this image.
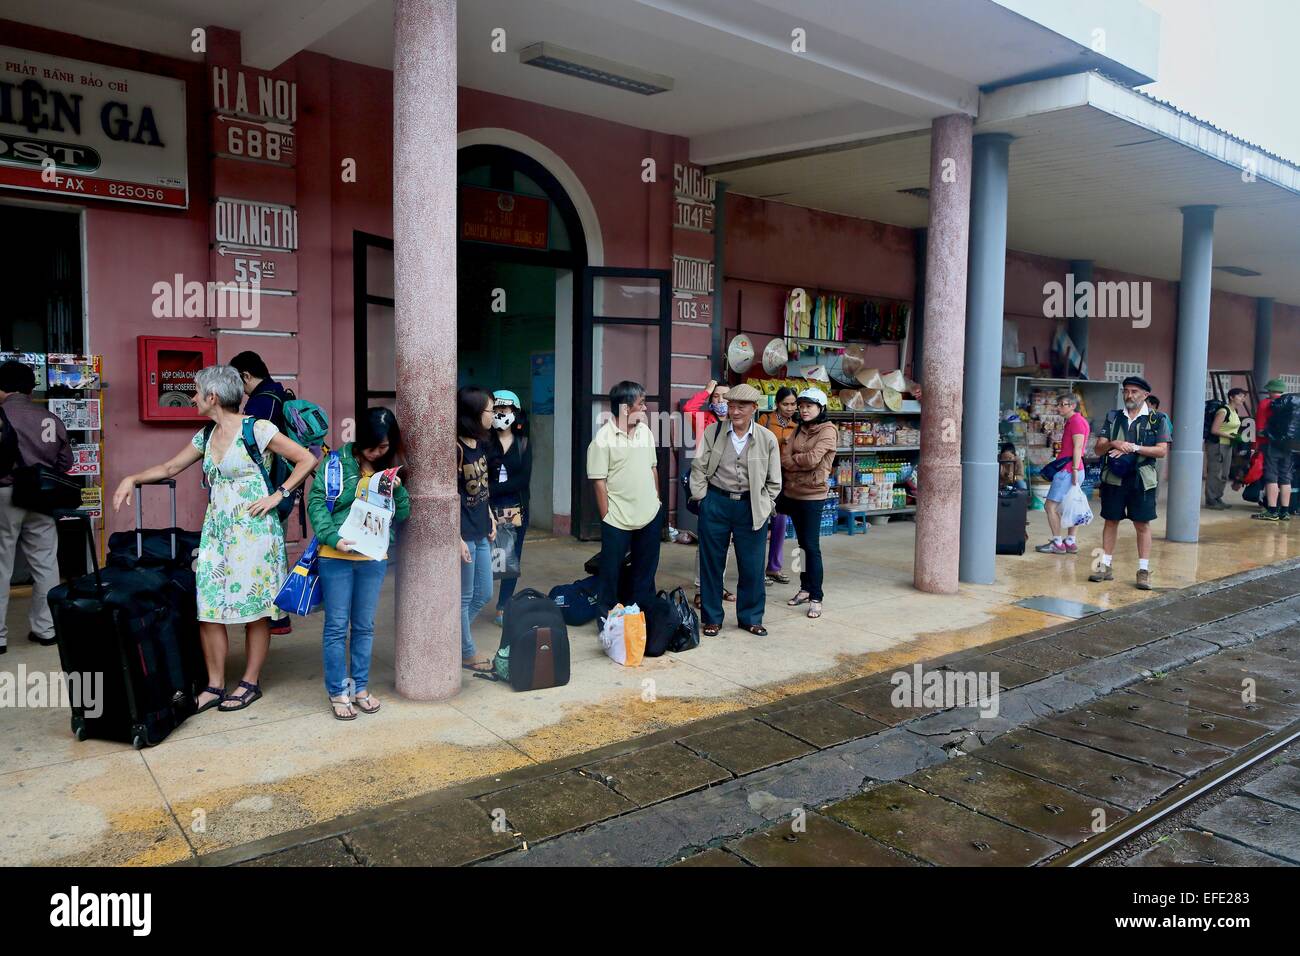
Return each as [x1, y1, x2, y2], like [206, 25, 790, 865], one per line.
[1035, 541, 1068, 554]
[1251, 510, 1280, 521]
[1136, 569, 1152, 590]
[1088, 565, 1114, 583]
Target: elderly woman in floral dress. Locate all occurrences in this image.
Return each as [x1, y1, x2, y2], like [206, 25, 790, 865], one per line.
[112, 365, 316, 713]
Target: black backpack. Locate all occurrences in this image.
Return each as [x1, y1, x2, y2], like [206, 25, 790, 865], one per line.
[494, 588, 570, 691]
[1265, 393, 1300, 451]
[1203, 399, 1227, 443]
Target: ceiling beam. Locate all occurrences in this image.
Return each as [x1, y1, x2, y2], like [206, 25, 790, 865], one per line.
[241, 0, 378, 71]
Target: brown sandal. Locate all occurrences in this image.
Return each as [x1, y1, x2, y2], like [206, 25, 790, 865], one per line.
[739, 624, 768, 636]
[329, 695, 356, 721]
[702, 623, 721, 637]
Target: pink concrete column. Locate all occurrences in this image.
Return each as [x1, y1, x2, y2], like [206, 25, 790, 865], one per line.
[913, 113, 973, 594]
[393, 0, 461, 700]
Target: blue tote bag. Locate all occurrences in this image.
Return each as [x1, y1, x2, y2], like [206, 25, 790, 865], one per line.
[274, 452, 343, 616]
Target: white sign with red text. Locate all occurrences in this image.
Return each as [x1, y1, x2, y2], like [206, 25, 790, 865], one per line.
[0, 46, 188, 208]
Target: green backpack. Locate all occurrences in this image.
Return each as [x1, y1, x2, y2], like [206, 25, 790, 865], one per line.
[279, 391, 330, 449]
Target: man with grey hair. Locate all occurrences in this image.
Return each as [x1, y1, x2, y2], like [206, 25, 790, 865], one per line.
[1035, 392, 1089, 555]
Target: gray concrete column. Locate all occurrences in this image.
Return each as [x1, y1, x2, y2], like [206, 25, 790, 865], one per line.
[1068, 258, 1093, 369]
[393, 0, 461, 700]
[958, 133, 1012, 585]
[1166, 205, 1216, 543]
[914, 114, 973, 595]
[1254, 297, 1274, 397]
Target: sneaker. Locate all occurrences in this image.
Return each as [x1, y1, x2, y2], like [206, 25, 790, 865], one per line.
[1088, 566, 1114, 583]
[1136, 569, 1152, 590]
[1064, 541, 1079, 554]
[27, 631, 56, 646]
[1035, 541, 1068, 554]
[1251, 510, 1280, 521]
[1281, 512, 1292, 522]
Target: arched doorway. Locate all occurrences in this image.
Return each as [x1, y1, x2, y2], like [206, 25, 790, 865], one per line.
[354, 143, 671, 538]
[456, 144, 586, 534]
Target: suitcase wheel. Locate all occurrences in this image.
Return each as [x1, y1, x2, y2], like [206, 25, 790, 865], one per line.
[71, 717, 86, 742]
[132, 732, 147, 750]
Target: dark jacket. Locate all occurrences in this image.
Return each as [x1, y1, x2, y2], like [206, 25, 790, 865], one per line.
[488, 431, 532, 510]
[0, 394, 73, 489]
[307, 443, 411, 548]
[244, 379, 288, 433]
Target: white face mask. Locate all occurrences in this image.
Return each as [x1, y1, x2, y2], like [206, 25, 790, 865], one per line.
[493, 410, 515, 430]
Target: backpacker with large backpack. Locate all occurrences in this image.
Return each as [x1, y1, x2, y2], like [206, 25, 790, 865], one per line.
[1202, 398, 1228, 443]
[1265, 393, 1300, 452]
[481, 588, 570, 691]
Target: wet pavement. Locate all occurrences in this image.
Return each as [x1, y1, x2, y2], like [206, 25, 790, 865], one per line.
[205, 559, 1300, 867]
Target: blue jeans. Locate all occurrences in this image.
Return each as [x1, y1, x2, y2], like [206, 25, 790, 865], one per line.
[495, 507, 529, 610]
[461, 537, 493, 659]
[319, 557, 388, 697]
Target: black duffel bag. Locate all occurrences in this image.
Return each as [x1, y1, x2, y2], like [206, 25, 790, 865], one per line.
[12, 464, 82, 515]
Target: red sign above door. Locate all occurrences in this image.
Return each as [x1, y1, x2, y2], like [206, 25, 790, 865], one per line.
[460, 186, 549, 250]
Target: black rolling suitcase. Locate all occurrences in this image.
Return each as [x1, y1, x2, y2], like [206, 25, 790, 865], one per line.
[996, 488, 1029, 555]
[49, 483, 202, 749]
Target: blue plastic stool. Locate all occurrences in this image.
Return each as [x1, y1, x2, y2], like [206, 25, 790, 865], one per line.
[838, 508, 869, 535]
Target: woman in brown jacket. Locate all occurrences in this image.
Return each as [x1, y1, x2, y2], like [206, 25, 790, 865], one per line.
[776, 387, 838, 618]
[758, 386, 799, 585]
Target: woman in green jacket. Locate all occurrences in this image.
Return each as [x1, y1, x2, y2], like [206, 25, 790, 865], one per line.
[308, 408, 410, 720]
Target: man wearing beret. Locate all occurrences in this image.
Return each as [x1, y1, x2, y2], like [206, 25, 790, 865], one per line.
[1089, 376, 1172, 590]
[690, 383, 782, 636]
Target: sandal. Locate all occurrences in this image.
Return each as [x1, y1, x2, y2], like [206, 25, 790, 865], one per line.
[702, 623, 722, 637]
[462, 658, 494, 673]
[739, 624, 768, 636]
[195, 685, 225, 714]
[329, 695, 356, 721]
[807, 601, 823, 619]
[723, 590, 737, 603]
[219, 680, 262, 712]
[766, 572, 790, 585]
[693, 592, 702, 610]
[787, 591, 811, 607]
[353, 692, 381, 715]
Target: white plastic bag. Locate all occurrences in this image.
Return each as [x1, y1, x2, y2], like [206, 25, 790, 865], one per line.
[1059, 483, 1093, 528]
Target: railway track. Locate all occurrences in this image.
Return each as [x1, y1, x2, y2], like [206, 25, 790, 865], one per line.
[1051, 720, 1300, 866]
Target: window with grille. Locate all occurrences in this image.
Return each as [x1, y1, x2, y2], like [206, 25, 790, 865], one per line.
[1281, 374, 1300, 392]
[1104, 361, 1144, 383]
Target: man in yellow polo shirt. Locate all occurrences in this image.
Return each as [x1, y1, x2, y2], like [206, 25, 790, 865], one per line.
[587, 380, 662, 616]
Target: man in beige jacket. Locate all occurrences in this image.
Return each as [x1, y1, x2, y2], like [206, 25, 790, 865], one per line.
[689, 383, 782, 636]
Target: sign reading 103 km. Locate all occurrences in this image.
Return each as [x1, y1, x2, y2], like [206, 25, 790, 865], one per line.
[0, 46, 189, 208]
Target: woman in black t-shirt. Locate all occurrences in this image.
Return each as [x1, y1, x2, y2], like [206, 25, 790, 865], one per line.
[458, 386, 497, 674]
[487, 390, 533, 626]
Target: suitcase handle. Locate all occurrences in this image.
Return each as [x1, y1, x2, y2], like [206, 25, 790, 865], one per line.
[53, 508, 104, 597]
[134, 478, 178, 559]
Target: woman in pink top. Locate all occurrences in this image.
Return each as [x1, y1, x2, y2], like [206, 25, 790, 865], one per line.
[1035, 393, 1090, 554]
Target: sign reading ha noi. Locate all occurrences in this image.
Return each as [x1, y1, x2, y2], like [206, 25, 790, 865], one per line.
[210, 66, 297, 166]
[0, 46, 188, 208]
[213, 197, 298, 252]
[460, 186, 549, 250]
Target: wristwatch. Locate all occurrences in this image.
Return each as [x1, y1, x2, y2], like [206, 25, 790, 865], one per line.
[276, 485, 293, 499]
